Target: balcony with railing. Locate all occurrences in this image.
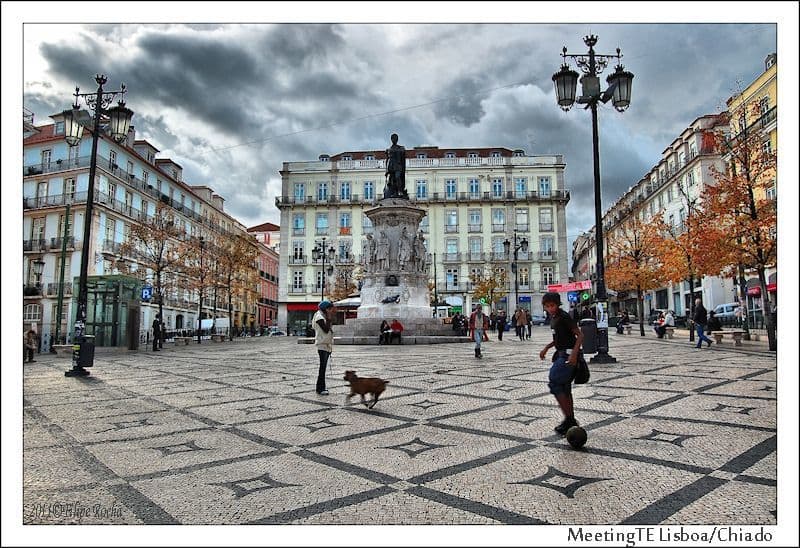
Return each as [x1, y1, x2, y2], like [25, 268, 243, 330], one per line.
[514, 224, 530, 233]
[490, 252, 507, 261]
[444, 224, 459, 233]
[292, 227, 306, 236]
[289, 256, 307, 265]
[466, 252, 485, 262]
[23, 191, 89, 210]
[45, 282, 73, 297]
[289, 285, 309, 294]
[338, 226, 352, 235]
[49, 236, 76, 250]
[23, 284, 43, 297]
[101, 239, 123, 255]
[468, 223, 482, 233]
[538, 251, 557, 261]
[442, 252, 461, 263]
[23, 239, 47, 253]
[492, 223, 506, 232]
[539, 223, 554, 232]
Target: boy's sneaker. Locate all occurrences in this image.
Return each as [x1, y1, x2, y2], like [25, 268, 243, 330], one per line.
[318, 389, 329, 395]
[554, 416, 578, 435]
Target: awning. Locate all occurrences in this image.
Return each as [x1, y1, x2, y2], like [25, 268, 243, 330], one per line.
[768, 272, 777, 292]
[334, 296, 361, 307]
[287, 303, 319, 312]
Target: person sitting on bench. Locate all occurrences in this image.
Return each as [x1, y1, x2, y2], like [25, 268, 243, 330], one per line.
[379, 320, 392, 345]
[707, 310, 722, 334]
[388, 319, 404, 344]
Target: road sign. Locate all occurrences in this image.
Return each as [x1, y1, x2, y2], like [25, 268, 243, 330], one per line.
[141, 285, 153, 301]
[567, 291, 579, 303]
[518, 295, 531, 303]
[479, 298, 486, 304]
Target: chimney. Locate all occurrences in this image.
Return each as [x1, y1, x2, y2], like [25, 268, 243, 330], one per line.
[126, 125, 136, 147]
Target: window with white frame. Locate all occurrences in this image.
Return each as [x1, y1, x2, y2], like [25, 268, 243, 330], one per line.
[127, 160, 134, 175]
[293, 271, 304, 289]
[469, 178, 480, 196]
[469, 237, 482, 255]
[341, 155, 352, 161]
[492, 178, 503, 197]
[446, 239, 458, 255]
[538, 177, 551, 197]
[515, 208, 529, 230]
[689, 142, 697, 158]
[468, 152, 478, 158]
[316, 271, 325, 291]
[540, 236, 554, 256]
[340, 181, 351, 200]
[492, 237, 506, 253]
[24, 304, 42, 322]
[678, 151, 685, 167]
[40, 149, 52, 167]
[365, 154, 375, 161]
[292, 241, 304, 260]
[294, 182, 305, 200]
[759, 96, 770, 114]
[519, 267, 529, 287]
[64, 178, 76, 199]
[686, 170, 695, 186]
[667, 184, 674, 202]
[514, 177, 527, 198]
[416, 180, 427, 198]
[340, 212, 351, 228]
[491, 151, 501, 158]
[762, 139, 772, 155]
[541, 266, 554, 285]
[31, 217, 45, 242]
[492, 208, 505, 230]
[469, 209, 481, 228]
[445, 152, 456, 159]
[446, 268, 459, 288]
[445, 179, 457, 198]
[470, 267, 483, 279]
[363, 181, 374, 200]
[55, 121, 65, 135]
[766, 181, 776, 200]
[317, 182, 328, 201]
[446, 210, 458, 230]
[316, 213, 328, 231]
[539, 208, 553, 231]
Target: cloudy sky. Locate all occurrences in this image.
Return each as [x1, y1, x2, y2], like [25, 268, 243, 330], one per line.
[11, 5, 789, 249]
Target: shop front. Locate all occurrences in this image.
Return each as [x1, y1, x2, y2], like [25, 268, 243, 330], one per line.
[287, 303, 319, 336]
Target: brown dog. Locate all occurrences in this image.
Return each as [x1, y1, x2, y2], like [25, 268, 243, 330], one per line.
[343, 370, 389, 409]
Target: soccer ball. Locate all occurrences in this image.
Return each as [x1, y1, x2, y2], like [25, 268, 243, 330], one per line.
[566, 426, 587, 449]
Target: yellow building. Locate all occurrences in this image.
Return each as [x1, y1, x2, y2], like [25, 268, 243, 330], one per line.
[724, 52, 778, 317]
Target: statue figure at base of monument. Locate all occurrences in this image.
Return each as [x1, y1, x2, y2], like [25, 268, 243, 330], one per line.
[384, 133, 408, 199]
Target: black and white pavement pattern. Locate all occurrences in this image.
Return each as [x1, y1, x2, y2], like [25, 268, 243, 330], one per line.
[22, 332, 776, 525]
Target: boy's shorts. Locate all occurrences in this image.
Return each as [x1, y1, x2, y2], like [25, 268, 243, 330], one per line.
[548, 351, 575, 395]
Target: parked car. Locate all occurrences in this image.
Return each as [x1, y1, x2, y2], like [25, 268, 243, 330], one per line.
[267, 329, 286, 336]
[713, 302, 741, 319]
[530, 314, 549, 326]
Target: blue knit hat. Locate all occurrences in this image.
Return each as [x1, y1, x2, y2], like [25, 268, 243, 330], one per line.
[319, 300, 333, 310]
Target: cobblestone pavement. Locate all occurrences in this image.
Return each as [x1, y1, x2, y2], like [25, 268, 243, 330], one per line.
[21, 331, 777, 526]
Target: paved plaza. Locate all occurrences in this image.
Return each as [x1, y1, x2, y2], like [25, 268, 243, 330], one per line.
[21, 330, 778, 526]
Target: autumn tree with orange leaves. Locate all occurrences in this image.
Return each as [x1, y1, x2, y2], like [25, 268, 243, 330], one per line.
[656, 164, 734, 341]
[118, 204, 193, 341]
[216, 233, 258, 340]
[605, 216, 668, 336]
[704, 101, 777, 350]
[470, 267, 508, 312]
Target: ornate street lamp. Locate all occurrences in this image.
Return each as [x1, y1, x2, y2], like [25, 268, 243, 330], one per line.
[197, 236, 205, 344]
[312, 238, 336, 302]
[61, 75, 133, 377]
[32, 257, 45, 287]
[553, 35, 634, 364]
[504, 232, 528, 312]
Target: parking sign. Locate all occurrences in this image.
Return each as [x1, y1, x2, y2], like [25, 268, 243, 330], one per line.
[141, 285, 152, 301]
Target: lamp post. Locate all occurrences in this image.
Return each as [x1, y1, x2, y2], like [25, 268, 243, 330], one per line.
[32, 257, 45, 289]
[197, 236, 205, 344]
[552, 35, 633, 364]
[60, 75, 134, 377]
[503, 231, 528, 313]
[312, 238, 335, 302]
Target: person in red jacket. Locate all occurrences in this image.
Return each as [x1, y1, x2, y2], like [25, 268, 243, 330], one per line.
[389, 319, 404, 344]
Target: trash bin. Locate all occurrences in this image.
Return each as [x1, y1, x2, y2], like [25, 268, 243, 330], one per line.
[580, 318, 598, 354]
[72, 335, 95, 368]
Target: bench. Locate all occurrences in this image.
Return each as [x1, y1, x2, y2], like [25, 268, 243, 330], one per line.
[173, 337, 191, 345]
[711, 330, 745, 347]
[624, 325, 632, 335]
[664, 327, 675, 339]
[211, 334, 226, 342]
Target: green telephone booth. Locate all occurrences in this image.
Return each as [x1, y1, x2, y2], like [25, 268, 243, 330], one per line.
[71, 275, 142, 348]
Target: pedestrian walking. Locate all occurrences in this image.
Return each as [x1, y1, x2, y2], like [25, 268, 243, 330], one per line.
[24, 329, 38, 363]
[152, 314, 161, 351]
[525, 309, 532, 340]
[469, 304, 489, 358]
[313, 300, 335, 395]
[538, 292, 584, 435]
[693, 298, 713, 348]
[496, 310, 506, 341]
[514, 308, 526, 341]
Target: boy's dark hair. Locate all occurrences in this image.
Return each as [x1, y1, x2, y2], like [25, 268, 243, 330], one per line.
[542, 292, 562, 306]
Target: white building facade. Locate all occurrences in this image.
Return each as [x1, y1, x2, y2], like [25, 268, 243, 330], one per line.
[275, 146, 571, 335]
[22, 110, 258, 350]
[572, 114, 736, 319]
